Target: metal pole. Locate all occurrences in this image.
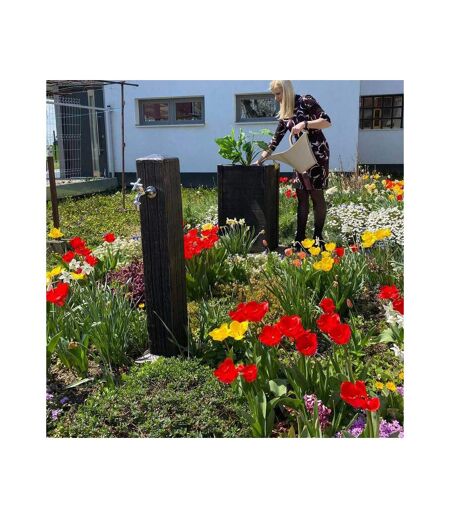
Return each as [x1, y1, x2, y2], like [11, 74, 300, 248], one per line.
[121, 82, 125, 209]
[47, 154, 60, 229]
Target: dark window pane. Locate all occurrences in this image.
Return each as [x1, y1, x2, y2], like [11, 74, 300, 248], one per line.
[373, 119, 381, 129]
[382, 108, 392, 118]
[392, 118, 402, 128]
[363, 109, 372, 119]
[363, 97, 373, 108]
[374, 97, 383, 108]
[393, 107, 402, 118]
[383, 97, 393, 107]
[362, 119, 372, 129]
[394, 96, 403, 107]
[175, 101, 203, 121]
[239, 96, 278, 119]
[382, 119, 393, 129]
[143, 102, 169, 122]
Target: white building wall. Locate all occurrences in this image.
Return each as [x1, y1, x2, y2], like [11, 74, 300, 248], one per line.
[358, 80, 404, 164]
[104, 80, 361, 174]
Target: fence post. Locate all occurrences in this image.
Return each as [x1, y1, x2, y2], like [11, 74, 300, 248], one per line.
[136, 155, 187, 356]
[47, 152, 60, 229]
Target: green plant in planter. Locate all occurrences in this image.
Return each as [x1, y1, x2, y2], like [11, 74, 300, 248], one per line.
[215, 128, 273, 166]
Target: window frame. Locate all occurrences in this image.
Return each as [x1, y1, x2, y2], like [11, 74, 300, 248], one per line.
[138, 96, 205, 126]
[235, 93, 279, 123]
[359, 94, 403, 130]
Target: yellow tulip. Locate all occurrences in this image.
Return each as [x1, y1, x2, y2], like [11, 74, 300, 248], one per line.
[398, 371, 404, 380]
[202, 223, 214, 231]
[208, 323, 231, 342]
[325, 242, 336, 252]
[375, 381, 384, 390]
[373, 174, 380, 180]
[309, 246, 321, 256]
[388, 194, 395, 201]
[48, 227, 64, 239]
[362, 174, 369, 180]
[361, 236, 377, 248]
[70, 272, 85, 280]
[229, 320, 249, 340]
[321, 251, 331, 258]
[386, 381, 397, 392]
[313, 261, 323, 271]
[320, 257, 334, 272]
[301, 238, 315, 249]
[375, 228, 391, 240]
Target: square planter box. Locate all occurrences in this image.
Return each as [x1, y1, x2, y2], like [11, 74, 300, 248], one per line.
[218, 164, 279, 251]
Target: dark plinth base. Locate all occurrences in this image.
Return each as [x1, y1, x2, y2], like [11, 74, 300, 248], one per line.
[218, 164, 279, 252]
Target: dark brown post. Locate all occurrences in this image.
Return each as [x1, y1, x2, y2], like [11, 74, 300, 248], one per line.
[136, 155, 187, 356]
[47, 154, 60, 229]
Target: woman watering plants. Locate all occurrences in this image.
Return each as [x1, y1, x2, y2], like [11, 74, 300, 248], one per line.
[254, 80, 332, 250]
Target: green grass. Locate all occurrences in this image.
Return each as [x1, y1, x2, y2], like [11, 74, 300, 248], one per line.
[49, 357, 250, 438]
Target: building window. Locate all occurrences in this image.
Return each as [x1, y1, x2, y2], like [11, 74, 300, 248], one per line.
[360, 95, 403, 129]
[236, 94, 279, 122]
[138, 97, 204, 125]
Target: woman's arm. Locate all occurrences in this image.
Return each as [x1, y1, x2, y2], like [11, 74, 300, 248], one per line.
[293, 118, 331, 134]
[254, 119, 287, 165]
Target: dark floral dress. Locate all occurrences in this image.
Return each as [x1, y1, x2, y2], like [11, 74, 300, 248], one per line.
[268, 94, 331, 190]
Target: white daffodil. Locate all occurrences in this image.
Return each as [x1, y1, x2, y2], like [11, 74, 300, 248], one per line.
[58, 270, 72, 284]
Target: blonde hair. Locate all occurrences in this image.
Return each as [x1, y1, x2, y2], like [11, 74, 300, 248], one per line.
[270, 80, 295, 119]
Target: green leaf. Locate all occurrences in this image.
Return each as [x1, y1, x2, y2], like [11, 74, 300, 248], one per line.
[47, 331, 63, 354]
[268, 379, 288, 397]
[65, 377, 94, 389]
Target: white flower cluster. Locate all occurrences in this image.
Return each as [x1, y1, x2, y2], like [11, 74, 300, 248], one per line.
[92, 236, 142, 266]
[202, 205, 218, 225]
[327, 203, 403, 245]
[384, 302, 404, 329]
[226, 217, 246, 226]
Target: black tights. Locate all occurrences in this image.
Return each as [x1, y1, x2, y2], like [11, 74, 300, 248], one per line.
[294, 189, 327, 248]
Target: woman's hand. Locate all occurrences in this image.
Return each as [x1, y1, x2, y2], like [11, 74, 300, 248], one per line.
[253, 150, 271, 166]
[292, 121, 307, 135]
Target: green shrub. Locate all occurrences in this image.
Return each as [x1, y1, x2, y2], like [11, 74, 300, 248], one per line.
[50, 357, 250, 438]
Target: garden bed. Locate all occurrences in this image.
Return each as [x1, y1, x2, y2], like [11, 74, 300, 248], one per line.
[46, 171, 404, 438]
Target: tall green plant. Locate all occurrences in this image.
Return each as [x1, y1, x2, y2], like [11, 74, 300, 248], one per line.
[215, 128, 272, 166]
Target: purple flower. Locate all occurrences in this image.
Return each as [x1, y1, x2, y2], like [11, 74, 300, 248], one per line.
[379, 419, 404, 438]
[348, 414, 366, 437]
[46, 392, 53, 401]
[303, 394, 332, 430]
[51, 409, 62, 421]
[60, 397, 69, 405]
[397, 386, 404, 396]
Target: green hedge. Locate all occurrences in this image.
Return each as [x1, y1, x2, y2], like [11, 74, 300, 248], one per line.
[50, 357, 250, 438]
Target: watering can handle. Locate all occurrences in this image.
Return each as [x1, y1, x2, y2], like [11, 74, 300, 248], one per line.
[289, 129, 308, 147]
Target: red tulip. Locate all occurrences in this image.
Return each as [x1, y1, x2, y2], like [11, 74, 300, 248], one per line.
[241, 364, 258, 383]
[229, 301, 269, 322]
[46, 282, 69, 307]
[69, 236, 86, 250]
[392, 297, 404, 315]
[328, 323, 352, 345]
[319, 298, 335, 314]
[295, 330, 318, 356]
[103, 233, 116, 243]
[378, 285, 400, 300]
[85, 255, 98, 267]
[335, 247, 345, 257]
[340, 380, 380, 412]
[259, 325, 282, 347]
[62, 251, 75, 264]
[316, 312, 341, 334]
[275, 315, 304, 339]
[214, 358, 239, 384]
